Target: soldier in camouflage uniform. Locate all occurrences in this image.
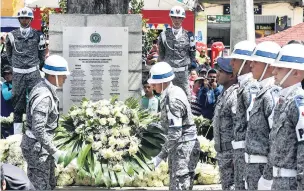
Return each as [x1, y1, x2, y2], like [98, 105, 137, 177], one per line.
[213, 57, 238, 190]
[244, 41, 281, 190]
[267, 44, 304, 190]
[148, 62, 200, 190]
[20, 55, 69, 190]
[6, 7, 46, 134]
[158, 6, 196, 101]
[228, 40, 260, 190]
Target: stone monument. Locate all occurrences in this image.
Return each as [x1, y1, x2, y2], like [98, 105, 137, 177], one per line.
[48, 14, 142, 113]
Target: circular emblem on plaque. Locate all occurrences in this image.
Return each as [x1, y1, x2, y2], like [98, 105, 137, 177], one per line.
[90, 32, 101, 43]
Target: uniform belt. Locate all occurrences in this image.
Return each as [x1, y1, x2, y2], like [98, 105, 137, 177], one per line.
[214, 142, 233, 152]
[13, 66, 38, 74]
[273, 166, 297, 177]
[231, 140, 245, 149]
[178, 134, 197, 143]
[25, 130, 36, 139]
[172, 66, 188, 72]
[245, 152, 268, 163]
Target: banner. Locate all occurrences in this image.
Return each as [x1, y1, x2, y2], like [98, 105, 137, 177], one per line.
[194, 11, 207, 44]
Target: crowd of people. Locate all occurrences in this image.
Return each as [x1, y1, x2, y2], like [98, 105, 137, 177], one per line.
[2, 4, 304, 191]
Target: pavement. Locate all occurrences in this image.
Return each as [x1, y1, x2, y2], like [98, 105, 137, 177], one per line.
[56, 184, 221, 190]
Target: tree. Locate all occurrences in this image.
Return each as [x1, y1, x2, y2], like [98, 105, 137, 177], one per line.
[66, 0, 130, 14]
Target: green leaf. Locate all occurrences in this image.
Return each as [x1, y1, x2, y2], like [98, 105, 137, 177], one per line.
[115, 171, 126, 187]
[133, 154, 151, 172]
[123, 161, 135, 176]
[102, 164, 111, 188]
[77, 143, 92, 169]
[94, 161, 103, 186]
[109, 169, 118, 187]
[63, 150, 78, 167]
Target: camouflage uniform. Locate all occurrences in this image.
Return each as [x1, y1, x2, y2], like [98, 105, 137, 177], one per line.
[6, 28, 46, 122]
[244, 77, 279, 190]
[269, 83, 304, 190]
[233, 73, 260, 190]
[157, 83, 200, 190]
[213, 84, 238, 190]
[20, 79, 59, 190]
[158, 28, 195, 101]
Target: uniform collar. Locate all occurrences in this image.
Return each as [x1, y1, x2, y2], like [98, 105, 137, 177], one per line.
[171, 27, 183, 39]
[19, 27, 31, 38]
[279, 82, 302, 97]
[44, 78, 58, 91]
[259, 76, 275, 88]
[238, 72, 253, 87]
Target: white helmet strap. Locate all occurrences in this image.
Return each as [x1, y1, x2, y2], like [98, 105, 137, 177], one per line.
[237, 60, 247, 76]
[279, 69, 293, 87]
[258, 63, 269, 82]
[55, 75, 59, 87]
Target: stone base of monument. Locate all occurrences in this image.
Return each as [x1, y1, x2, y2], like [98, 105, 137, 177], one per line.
[56, 184, 221, 190]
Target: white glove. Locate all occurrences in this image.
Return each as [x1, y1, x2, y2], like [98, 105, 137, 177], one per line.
[151, 156, 162, 168]
[258, 176, 273, 190]
[52, 150, 66, 164]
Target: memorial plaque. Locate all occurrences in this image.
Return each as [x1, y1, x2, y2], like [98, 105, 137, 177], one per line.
[62, 27, 129, 114]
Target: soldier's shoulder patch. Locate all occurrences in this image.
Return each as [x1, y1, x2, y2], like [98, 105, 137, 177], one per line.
[249, 84, 260, 94]
[295, 95, 304, 142]
[295, 95, 304, 107]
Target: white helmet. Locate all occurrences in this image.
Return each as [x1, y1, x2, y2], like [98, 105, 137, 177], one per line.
[17, 7, 34, 19]
[147, 62, 175, 84]
[271, 43, 304, 71]
[228, 40, 256, 76]
[250, 41, 281, 81]
[271, 44, 304, 86]
[229, 40, 256, 61]
[42, 55, 70, 76]
[251, 41, 281, 64]
[169, 6, 186, 18]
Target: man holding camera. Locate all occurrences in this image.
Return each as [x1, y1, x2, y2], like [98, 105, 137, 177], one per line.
[197, 69, 223, 120]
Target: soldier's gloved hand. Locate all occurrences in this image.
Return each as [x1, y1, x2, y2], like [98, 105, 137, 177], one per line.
[257, 176, 273, 190]
[52, 150, 67, 164]
[151, 156, 162, 168]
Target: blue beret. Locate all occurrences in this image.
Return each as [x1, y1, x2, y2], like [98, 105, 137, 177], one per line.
[217, 57, 233, 73]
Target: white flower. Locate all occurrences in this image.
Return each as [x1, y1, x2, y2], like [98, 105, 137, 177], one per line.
[75, 124, 84, 134]
[128, 145, 139, 156]
[119, 114, 130, 124]
[82, 100, 89, 108]
[197, 136, 210, 152]
[113, 151, 123, 160]
[99, 134, 108, 144]
[117, 140, 127, 149]
[97, 107, 111, 116]
[112, 164, 123, 172]
[101, 148, 114, 159]
[108, 136, 116, 146]
[111, 129, 120, 137]
[120, 126, 131, 136]
[85, 108, 94, 117]
[99, 118, 107, 126]
[107, 118, 116, 126]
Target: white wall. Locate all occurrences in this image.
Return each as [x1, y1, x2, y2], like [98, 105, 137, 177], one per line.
[201, 2, 303, 26]
[262, 3, 303, 26]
